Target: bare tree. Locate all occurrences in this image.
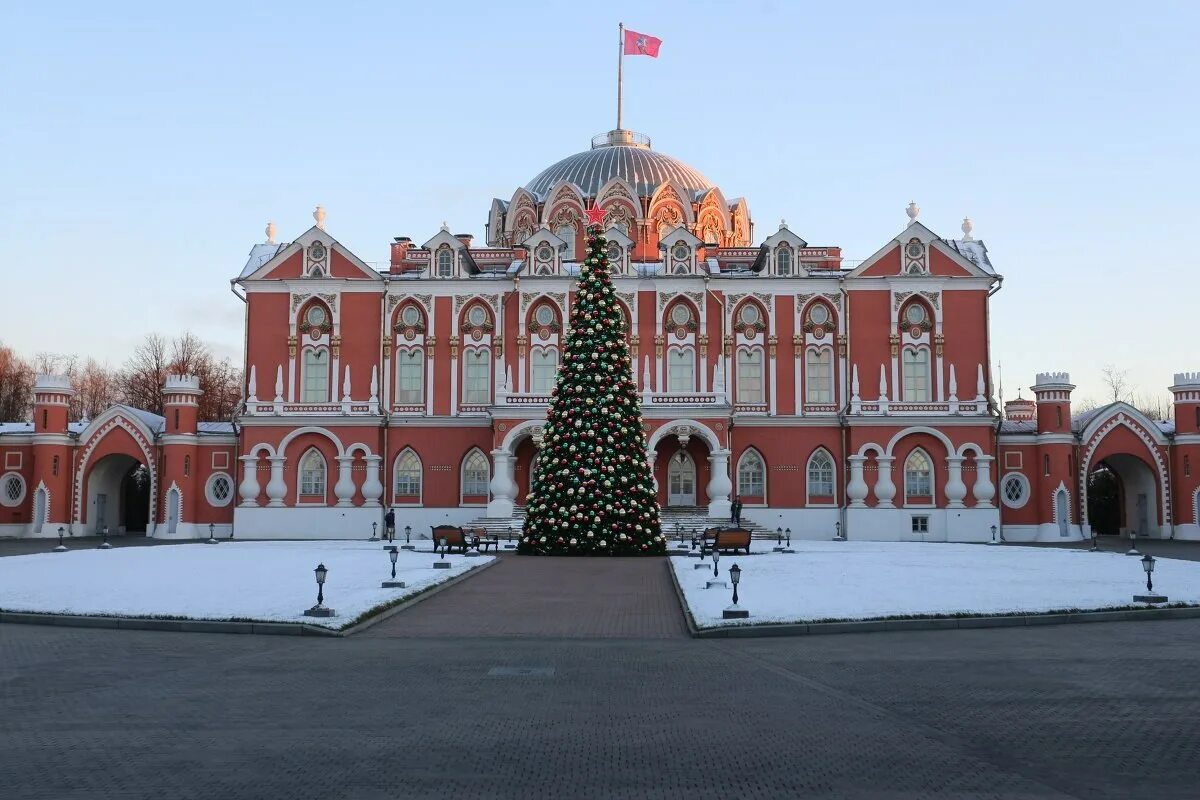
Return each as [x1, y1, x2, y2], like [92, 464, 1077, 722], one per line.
[0, 343, 34, 422]
[73, 359, 121, 419]
[1100, 364, 1130, 404]
[119, 334, 172, 415]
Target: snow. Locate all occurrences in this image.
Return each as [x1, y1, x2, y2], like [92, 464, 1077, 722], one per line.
[0, 541, 492, 630]
[673, 542, 1200, 629]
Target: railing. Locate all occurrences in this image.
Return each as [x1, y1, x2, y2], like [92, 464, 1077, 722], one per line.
[391, 404, 425, 414]
[733, 403, 769, 414]
[242, 401, 379, 417]
[646, 393, 724, 406]
[853, 401, 987, 416]
[803, 404, 839, 414]
[499, 394, 553, 405]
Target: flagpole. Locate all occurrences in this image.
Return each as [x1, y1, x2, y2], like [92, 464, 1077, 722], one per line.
[617, 22, 624, 130]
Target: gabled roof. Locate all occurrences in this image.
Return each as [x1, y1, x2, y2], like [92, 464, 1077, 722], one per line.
[846, 220, 996, 280]
[657, 225, 703, 249]
[239, 242, 286, 278]
[941, 238, 995, 275]
[239, 226, 380, 282]
[761, 221, 808, 250]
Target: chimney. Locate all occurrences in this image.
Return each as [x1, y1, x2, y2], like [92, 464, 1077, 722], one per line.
[390, 237, 413, 270]
[455, 233, 474, 248]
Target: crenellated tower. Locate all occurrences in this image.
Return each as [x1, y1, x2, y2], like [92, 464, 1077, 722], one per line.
[160, 375, 203, 536]
[30, 374, 77, 534]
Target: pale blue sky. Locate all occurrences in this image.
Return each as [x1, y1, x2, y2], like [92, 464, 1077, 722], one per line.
[2, 1, 1197, 407]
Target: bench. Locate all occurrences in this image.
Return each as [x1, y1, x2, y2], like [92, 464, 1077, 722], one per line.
[713, 527, 752, 555]
[463, 526, 498, 554]
[431, 525, 469, 555]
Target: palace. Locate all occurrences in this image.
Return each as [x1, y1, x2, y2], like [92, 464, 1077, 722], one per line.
[2, 129, 1198, 542]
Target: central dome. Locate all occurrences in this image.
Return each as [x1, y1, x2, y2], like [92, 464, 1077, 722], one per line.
[525, 129, 714, 200]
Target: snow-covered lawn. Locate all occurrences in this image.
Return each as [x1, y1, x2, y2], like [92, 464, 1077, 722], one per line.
[674, 542, 1200, 629]
[0, 541, 492, 630]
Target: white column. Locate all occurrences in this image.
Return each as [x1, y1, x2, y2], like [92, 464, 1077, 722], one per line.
[972, 455, 995, 507]
[846, 455, 868, 507]
[362, 455, 384, 507]
[874, 456, 896, 508]
[945, 456, 967, 508]
[265, 457, 287, 507]
[487, 449, 516, 518]
[334, 456, 356, 507]
[238, 456, 261, 507]
[706, 449, 733, 518]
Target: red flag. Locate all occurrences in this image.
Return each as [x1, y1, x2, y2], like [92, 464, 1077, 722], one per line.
[623, 29, 662, 57]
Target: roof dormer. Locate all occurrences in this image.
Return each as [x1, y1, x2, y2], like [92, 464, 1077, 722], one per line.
[658, 225, 703, 275]
[521, 227, 569, 276]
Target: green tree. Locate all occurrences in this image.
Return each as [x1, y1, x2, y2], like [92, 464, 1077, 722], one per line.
[519, 214, 664, 556]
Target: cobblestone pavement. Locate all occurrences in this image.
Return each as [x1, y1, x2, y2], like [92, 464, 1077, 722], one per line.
[368, 555, 688, 639]
[0, 535, 190, 557]
[2, 617, 1198, 799]
[1025, 536, 1200, 561]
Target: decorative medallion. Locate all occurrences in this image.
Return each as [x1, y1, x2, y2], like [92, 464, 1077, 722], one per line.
[675, 327, 687, 340]
[538, 328, 551, 341]
[309, 328, 321, 341]
[813, 327, 826, 340]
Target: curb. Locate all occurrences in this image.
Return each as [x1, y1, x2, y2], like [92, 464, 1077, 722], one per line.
[0, 558, 499, 638]
[690, 605, 1200, 638]
[665, 560, 701, 637]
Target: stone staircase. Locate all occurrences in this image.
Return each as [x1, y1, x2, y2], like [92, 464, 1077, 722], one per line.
[459, 505, 779, 545]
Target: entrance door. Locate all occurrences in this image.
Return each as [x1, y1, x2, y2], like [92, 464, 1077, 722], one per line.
[166, 488, 180, 535]
[33, 487, 47, 534]
[1056, 490, 1069, 537]
[668, 453, 696, 507]
[95, 493, 108, 532]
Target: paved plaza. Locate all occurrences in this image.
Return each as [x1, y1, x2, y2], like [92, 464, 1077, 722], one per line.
[2, 544, 1199, 799]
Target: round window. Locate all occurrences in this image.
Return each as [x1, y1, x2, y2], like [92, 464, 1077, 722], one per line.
[401, 306, 420, 326]
[1001, 473, 1030, 509]
[467, 306, 487, 327]
[905, 241, 924, 259]
[534, 305, 554, 327]
[809, 304, 829, 326]
[905, 304, 927, 326]
[739, 304, 760, 326]
[536, 244, 554, 263]
[605, 242, 621, 262]
[206, 473, 234, 507]
[306, 305, 327, 327]
[670, 305, 691, 326]
[672, 244, 689, 262]
[1, 473, 25, 507]
[310, 242, 327, 261]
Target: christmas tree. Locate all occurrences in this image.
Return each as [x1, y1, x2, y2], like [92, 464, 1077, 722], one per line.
[519, 208, 665, 556]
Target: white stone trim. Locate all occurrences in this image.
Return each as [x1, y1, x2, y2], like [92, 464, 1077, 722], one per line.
[205, 472, 235, 508]
[805, 447, 838, 506]
[1078, 410, 1171, 526]
[735, 447, 767, 504]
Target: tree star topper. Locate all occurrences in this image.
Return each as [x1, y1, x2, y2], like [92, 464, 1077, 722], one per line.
[585, 206, 607, 227]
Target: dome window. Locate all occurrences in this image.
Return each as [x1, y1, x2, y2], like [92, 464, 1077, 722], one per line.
[776, 247, 792, 276]
[436, 248, 454, 277]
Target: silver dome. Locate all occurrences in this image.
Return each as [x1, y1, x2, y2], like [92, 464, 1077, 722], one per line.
[525, 130, 713, 200]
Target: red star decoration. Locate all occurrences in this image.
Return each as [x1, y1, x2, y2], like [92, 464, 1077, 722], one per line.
[585, 206, 607, 226]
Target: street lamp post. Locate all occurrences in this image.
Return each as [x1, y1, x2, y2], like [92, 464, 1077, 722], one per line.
[505, 523, 517, 551]
[206, 522, 219, 545]
[99, 525, 112, 549]
[774, 527, 784, 552]
[988, 524, 999, 546]
[1134, 553, 1167, 604]
[833, 521, 844, 542]
[54, 526, 68, 552]
[1126, 529, 1140, 556]
[433, 537, 451, 569]
[371, 521, 378, 541]
[401, 525, 415, 551]
[712, 546, 720, 578]
[304, 563, 335, 617]
[722, 563, 749, 619]
[382, 546, 405, 588]
[1090, 529, 1099, 552]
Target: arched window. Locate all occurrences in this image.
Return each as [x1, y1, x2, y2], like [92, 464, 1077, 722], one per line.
[1056, 406, 1063, 428]
[556, 225, 576, 261]
[33, 485, 47, 533]
[302, 348, 330, 402]
[436, 247, 454, 277]
[807, 449, 835, 500]
[52, 455, 59, 477]
[736, 348, 764, 403]
[902, 348, 930, 402]
[530, 348, 558, 394]
[463, 349, 491, 404]
[394, 449, 422, 503]
[806, 349, 833, 403]
[395, 349, 424, 404]
[776, 246, 792, 276]
[183, 455, 190, 477]
[461, 450, 490, 500]
[667, 347, 695, 393]
[299, 449, 326, 500]
[737, 449, 765, 499]
[1043, 454, 1051, 476]
[1186, 454, 1191, 478]
[904, 449, 933, 503]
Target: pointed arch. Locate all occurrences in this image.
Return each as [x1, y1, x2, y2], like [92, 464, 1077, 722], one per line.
[32, 482, 49, 533]
[806, 448, 837, 505]
[164, 482, 182, 535]
[297, 447, 328, 504]
[904, 448, 934, 505]
[736, 447, 766, 504]
[393, 447, 422, 505]
[461, 448, 490, 505]
[735, 345, 765, 404]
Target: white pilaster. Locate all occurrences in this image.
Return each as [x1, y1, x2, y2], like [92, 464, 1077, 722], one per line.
[972, 455, 995, 507]
[362, 455, 384, 507]
[847, 455, 868, 507]
[265, 457, 287, 507]
[238, 456, 261, 507]
[874, 456, 896, 508]
[487, 449, 516, 518]
[945, 456, 967, 508]
[706, 449, 733, 518]
[334, 456, 356, 507]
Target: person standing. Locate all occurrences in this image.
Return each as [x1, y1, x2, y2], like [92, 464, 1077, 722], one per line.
[384, 508, 396, 542]
[731, 494, 743, 527]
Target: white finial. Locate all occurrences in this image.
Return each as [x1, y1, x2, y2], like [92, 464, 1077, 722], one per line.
[906, 201, 919, 224]
[879, 364, 889, 401]
[851, 364, 860, 398]
[948, 364, 958, 401]
[265, 221, 277, 244]
[441, 221, 450, 232]
[369, 366, 379, 400]
[505, 365, 513, 393]
[274, 365, 283, 402]
[976, 363, 986, 401]
[961, 216, 974, 241]
[247, 365, 258, 403]
[342, 365, 352, 401]
[779, 218, 787, 230]
[313, 205, 326, 230]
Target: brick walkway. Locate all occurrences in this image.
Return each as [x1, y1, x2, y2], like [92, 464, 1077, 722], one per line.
[368, 555, 688, 639]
